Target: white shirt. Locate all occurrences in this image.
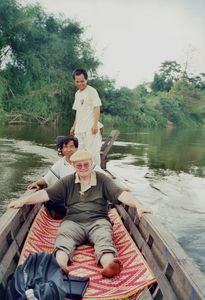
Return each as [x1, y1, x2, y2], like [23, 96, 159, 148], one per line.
[43, 156, 75, 186]
[72, 85, 102, 133]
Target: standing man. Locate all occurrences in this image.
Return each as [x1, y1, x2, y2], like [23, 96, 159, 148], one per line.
[70, 68, 102, 166]
[8, 150, 152, 278]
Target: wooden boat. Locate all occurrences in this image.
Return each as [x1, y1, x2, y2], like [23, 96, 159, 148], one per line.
[0, 130, 205, 299]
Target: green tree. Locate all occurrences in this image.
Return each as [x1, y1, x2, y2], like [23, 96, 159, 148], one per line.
[187, 73, 205, 90]
[151, 61, 182, 92]
[0, 0, 100, 122]
[133, 84, 149, 98]
[158, 93, 197, 127]
[105, 87, 135, 119]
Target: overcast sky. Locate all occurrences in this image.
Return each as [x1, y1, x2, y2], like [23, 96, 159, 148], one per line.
[20, 0, 205, 88]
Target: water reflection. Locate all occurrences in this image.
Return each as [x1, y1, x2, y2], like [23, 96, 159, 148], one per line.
[106, 127, 205, 177]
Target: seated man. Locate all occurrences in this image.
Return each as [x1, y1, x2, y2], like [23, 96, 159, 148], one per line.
[28, 135, 107, 190]
[28, 135, 108, 215]
[8, 150, 152, 278]
[28, 135, 78, 189]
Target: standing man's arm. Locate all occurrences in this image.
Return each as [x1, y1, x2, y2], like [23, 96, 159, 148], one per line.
[70, 116, 77, 135]
[92, 106, 100, 135]
[118, 191, 153, 218]
[8, 190, 49, 209]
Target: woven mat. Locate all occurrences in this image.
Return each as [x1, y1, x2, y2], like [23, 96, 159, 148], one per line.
[19, 206, 156, 299]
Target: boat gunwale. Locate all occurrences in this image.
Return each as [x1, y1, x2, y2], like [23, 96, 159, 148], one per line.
[116, 204, 205, 300]
[0, 198, 41, 288]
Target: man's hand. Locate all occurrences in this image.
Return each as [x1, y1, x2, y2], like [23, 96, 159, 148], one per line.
[8, 199, 25, 209]
[136, 204, 153, 218]
[70, 127, 75, 135]
[28, 182, 41, 190]
[100, 126, 104, 136]
[118, 191, 153, 218]
[123, 187, 131, 192]
[91, 125, 98, 135]
[8, 190, 49, 210]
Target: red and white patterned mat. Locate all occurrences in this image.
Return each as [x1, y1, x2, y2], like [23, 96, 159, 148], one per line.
[19, 206, 156, 299]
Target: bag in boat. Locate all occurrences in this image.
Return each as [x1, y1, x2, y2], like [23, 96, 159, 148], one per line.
[45, 198, 66, 217]
[6, 252, 89, 300]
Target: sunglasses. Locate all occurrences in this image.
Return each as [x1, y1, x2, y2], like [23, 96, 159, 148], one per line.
[74, 162, 90, 170]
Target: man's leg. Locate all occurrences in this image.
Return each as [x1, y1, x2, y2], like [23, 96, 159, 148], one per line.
[55, 249, 70, 274]
[87, 219, 123, 277]
[84, 131, 102, 166]
[100, 253, 123, 278]
[54, 220, 85, 273]
[74, 132, 86, 150]
[75, 131, 101, 165]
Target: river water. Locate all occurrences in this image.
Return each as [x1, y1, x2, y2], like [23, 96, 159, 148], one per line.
[0, 124, 205, 274]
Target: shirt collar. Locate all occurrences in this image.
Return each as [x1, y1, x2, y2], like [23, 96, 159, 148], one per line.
[63, 156, 71, 166]
[75, 170, 97, 192]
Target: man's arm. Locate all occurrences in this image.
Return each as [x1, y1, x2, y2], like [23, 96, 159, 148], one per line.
[118, 191, 152, 218]
[28, 159, 60, 190]
[8, 190, 49, 209]
[70, 115, 77, 135]
[92, 106, 100, 135]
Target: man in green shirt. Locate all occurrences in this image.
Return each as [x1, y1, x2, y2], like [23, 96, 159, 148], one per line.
[8, 150, 152, 278]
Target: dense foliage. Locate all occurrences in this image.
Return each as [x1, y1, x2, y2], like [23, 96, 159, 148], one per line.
[0, 0, 205, 127]
[0, 0, 100, 123]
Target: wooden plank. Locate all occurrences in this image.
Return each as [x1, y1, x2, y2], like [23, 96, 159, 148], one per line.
[100, 130, 119, 169]
[117, 205, 205, 299]
[137, 287, 153, 299]
[0, 190, 36, 244]
[0, 204, 40, 282]
[130, 208, 205, 300]
[0, 208, 22, 244]
[118, 205, 205, 299]
[141, 241, 178, 300]
[101, 130, 119, 155]
[141, 213, 205, 300]
[116, 204, 178, 300]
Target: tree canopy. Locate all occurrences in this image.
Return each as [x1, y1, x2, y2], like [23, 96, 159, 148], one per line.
[0, 0, 100, 122]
